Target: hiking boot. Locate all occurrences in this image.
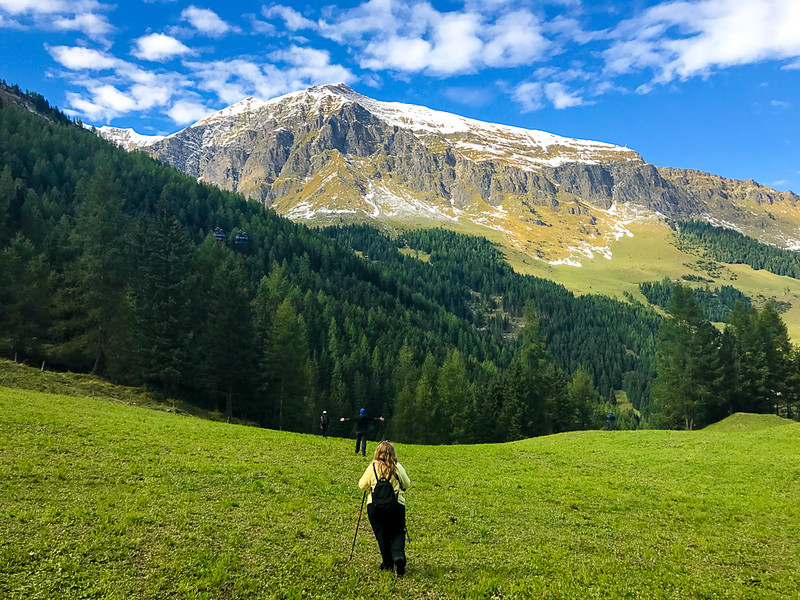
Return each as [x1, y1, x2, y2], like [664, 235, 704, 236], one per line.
[394, 557, 406, 576]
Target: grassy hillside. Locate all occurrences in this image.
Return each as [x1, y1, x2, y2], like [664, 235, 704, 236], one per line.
[504, 220, 800, 340]
[2, 384, 799, 599]
[703, 412, 794, 432]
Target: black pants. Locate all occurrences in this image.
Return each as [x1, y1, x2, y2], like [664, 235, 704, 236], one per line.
[355, 432, 367, 455]
[367, 503, 406, 569]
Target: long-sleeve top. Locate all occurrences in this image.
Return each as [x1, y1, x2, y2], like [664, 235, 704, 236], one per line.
[342, 413, 381, 434]
[359, 461, 411, 506]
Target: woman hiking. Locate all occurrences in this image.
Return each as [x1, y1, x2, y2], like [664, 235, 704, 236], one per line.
[358, 441, 411, 575]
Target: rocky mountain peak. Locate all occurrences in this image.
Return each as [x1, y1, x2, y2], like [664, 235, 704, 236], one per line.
[91, 84, 800, 261]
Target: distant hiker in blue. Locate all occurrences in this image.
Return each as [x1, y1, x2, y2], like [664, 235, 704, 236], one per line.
[340, 408, 384, 456]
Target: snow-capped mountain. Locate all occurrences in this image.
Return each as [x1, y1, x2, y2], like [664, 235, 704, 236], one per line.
[95, 83, 800, 263]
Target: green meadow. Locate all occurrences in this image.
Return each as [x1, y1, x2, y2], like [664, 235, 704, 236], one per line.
[503, 221, 800, 341]
[1, 373, 799, 599]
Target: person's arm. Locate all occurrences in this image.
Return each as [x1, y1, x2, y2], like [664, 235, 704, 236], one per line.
[396, 463, 411, 490]
[340, 417, 350, 422]
[358, 463, 374, 491]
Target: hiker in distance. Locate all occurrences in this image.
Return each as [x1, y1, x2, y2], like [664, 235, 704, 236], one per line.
[340, 408, 384, 457]
[320, 410, 329, 439]
[358, 441, 411, 575]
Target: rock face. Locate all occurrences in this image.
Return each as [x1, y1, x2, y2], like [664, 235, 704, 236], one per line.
[98, 83, 800, 260]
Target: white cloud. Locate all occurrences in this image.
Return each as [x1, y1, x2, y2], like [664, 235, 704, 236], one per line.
[441, 86, 494, 107]
[361, 11, 484, 75]
[92, 84, 137, 112]
[64, 92, 108, 120]
[262, 4, 317, 31]
[512, 80, 586, 111]
[320, 1, 551, 75]
[187, 47, 356, 105]
[130, 82, 172, 110]
[64, 83, 136, 121]
[513, 81, 544, 112]
[771, 99, 790, 108]
[605, 0, 800, 84]
[181, 6, 233, 36]
[318, 0, 396, 44]
[52, 12, 113, 38]
[271, 46, 356, 83]
[167, 99, 212, 124]
[484, 10, 549, 67]
[48, 45, 118, 70]
[544, 82, 584, 109]
[0, 0, 69, 13]
[133, 33, 191, 61]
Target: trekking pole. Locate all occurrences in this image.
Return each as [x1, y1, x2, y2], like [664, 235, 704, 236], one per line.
[349, 489, 367, 561]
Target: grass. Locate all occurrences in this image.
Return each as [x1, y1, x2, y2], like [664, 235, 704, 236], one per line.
[703, 412, 793, 432]
[0, 359, 224, 421]
[2, 370, 799, 599]
[504, 221, 800, 340]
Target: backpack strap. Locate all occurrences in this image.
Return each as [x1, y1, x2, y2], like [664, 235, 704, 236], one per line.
[373, 462, 406, 492]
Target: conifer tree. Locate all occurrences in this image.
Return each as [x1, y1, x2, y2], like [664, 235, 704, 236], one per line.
[195, 236, 255, 421]
[0, 234, 51, 358]
[60, 157, 131, 375]
[388, 342, 417, 442]
[265, 297, 312, 431]
[652, 283, 722, 429]
[565, 365, 602, 431]
[130, 195, 195, 395]
[438, 349, 469, 443]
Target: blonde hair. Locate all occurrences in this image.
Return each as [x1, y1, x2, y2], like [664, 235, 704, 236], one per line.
[373, 440, 398, 479]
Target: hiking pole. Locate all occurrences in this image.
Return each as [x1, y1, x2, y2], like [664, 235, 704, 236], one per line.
[349, 489, 367, 561]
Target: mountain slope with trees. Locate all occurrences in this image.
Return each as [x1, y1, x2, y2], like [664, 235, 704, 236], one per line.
[2, 83, 798, 438]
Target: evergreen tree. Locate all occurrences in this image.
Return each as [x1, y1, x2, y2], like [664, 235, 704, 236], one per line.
[652, 283, 722, 429]
[59, 158, 131, 375]
[565, 366, 602, 431]
[388, 343, 417, 442]
[195, 236, 255, 422]
[437, 349, 470, 443]
[0, 234, 51, 358]
[754, 302, 793, 414]
[503, 300, 560, 438]
[265, 297, 312, 431]
[413, 352, 440, 444]
[130, 196, 195, 395]
[726, 301, 763, 413]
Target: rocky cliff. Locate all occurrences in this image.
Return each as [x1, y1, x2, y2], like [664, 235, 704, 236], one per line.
[97, 83, 800, 262]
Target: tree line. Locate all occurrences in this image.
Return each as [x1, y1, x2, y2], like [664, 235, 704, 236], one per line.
[639, 277, 751, 323]
[2, 87, 797, 441]
[675, 220, 800, 278]
[652, 282, 799, 428]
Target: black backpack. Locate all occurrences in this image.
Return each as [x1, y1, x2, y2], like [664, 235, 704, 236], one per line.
[371, 464, 400, 510]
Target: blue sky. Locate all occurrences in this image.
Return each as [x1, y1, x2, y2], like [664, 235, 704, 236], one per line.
[1, 0, 799, 192]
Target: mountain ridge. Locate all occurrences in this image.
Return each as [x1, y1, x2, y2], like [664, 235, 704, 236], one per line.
[95, 83, 800, 263]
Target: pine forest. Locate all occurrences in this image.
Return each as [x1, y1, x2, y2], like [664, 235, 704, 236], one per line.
[2, 86, 799, 442]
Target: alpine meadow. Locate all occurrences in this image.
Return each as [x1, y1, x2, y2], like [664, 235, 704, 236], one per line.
[2, 363, 799, 599]
[2, 72, 800, 600]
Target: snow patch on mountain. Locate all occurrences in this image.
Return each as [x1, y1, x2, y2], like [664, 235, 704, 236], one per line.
[289, 84, 642, 169]
[93, 126, 164, 150]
